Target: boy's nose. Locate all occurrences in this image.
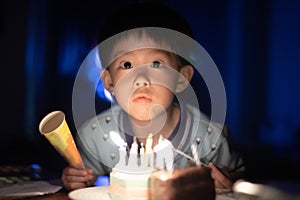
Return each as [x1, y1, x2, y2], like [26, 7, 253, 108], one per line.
[134, 77, 150, 88]
[135, 81, 149, 87]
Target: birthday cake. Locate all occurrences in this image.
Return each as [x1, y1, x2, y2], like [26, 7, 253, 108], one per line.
[109, 134, 173, 200]
[109, 134, 215, 200]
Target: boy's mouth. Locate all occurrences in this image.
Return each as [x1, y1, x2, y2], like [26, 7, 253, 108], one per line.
[132, 94, 152, 103]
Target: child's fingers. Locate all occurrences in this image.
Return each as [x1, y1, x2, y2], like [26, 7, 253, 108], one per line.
[63, 181, 87, 191]
[63, 166, 88, 176]
[208, 163, 233, 189]
[62, 166, 94, 191]
[85, 166, 94, 175]
[64, 173, 93, 182]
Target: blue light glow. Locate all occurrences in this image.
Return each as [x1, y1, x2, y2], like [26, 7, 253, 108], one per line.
[57, 32, 85, 76]
[92, 48, 113, 102]
[94, 176, 110, 186]
[30, 164, 41, 170]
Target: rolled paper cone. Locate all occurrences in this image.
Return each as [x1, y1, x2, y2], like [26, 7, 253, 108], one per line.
[39, 111, 84, 169]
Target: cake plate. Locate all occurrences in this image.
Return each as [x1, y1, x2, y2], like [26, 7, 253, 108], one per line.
[69, 186, 110, 200]
[68, 186, 236, 200]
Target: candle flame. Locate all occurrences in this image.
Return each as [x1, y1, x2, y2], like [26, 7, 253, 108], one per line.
[109, 131, 127, 147]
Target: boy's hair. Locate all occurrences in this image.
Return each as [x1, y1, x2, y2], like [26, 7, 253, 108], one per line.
[97, 2, 194, 68]
[97, 2, 194, 44]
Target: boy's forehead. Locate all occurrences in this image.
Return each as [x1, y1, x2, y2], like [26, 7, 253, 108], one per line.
[113, 48, 172, 59]
[110, 33, 172, 61]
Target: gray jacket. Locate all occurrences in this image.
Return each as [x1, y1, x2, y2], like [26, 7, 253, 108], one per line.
[76, 104, 244, 177]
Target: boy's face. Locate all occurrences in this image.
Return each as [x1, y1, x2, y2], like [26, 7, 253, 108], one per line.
[102, 48, 193, 122]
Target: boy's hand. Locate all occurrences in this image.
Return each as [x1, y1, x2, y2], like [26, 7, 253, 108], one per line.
[208, 162, 233, 189]
[61, 166, 95, 191]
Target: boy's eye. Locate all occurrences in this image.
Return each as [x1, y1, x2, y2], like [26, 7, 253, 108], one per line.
[120, 61, 132, 69]
[151, 60, 162, 68]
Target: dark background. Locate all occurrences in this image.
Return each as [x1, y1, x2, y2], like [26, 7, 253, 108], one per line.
[1, 0, 300, 187]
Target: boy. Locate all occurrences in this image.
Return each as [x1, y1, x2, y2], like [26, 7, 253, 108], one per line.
[62, 2, 245, 191]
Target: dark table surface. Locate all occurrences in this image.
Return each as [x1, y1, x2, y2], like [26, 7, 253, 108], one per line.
[0, 192, 71, 200]
[1, 163, 300, 200]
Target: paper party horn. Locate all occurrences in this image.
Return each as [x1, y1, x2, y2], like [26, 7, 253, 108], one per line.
[39, 110, 84, 169]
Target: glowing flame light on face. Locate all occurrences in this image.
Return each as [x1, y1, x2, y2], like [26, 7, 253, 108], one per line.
[109, 131, 127, 147]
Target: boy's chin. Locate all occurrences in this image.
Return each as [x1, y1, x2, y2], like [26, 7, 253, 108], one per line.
[128, 112, 166, 132]
[129, 114, 152, 123]
[129, 112, 165, 122]
[128, 104, 167, 120]
[127, 108, 151, 120]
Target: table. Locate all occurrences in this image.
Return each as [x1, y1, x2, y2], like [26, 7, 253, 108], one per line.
[0, 182, 237, 200]
[1, 191, 237, 200]
[0, 180, 69, 200]
[1, 192, 71, 200]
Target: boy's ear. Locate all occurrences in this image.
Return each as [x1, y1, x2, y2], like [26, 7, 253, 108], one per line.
[101, 69, 114, 93]
[175, 65, 194, 93]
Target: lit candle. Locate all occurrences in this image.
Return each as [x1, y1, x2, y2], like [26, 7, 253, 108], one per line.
[140, 143, 147, 168]
[145, 134, 154, 167]
[145, 134, 153, 154]
[109, 131, 128, 169]
[148, 150, 154, 168]
[153, 135, 174, 171]
[128, 137, 138, 167]
[118, 145, 127, 168]
[130, 137, 138, 153]
[191, 143, 201, 166]
[140, 142, 145, 154]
